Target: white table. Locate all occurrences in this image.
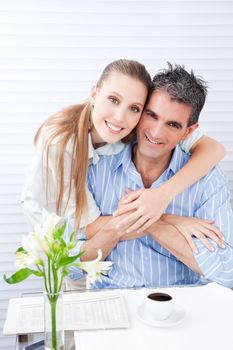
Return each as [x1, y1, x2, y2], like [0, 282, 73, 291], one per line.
[75, 283, 233, 350]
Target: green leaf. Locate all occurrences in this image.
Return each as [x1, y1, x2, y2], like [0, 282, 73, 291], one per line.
[16, 247, 27, 254]
[61, 267, 71, 277]
[69, 230, 75, 243]
[53, 222, 66, 239]
[67, 240, 78, 250]
[3, 268, 43, 284]
[56, 251, 84, 269]
[58, 237, 67, 248]
[33, 270, 44, 277]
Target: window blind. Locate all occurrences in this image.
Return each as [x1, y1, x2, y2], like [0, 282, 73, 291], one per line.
[0, 1, 232, 348]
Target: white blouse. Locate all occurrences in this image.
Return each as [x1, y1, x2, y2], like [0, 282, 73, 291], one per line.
[20, 128, 202, 229]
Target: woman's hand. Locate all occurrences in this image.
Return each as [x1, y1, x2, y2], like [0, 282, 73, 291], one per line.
[163, 215, 225, 253]
[113, 187, 172, 233]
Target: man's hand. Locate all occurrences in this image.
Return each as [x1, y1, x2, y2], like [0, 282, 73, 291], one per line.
[162, 215, 225, 253]
[148, 220, 203, 275]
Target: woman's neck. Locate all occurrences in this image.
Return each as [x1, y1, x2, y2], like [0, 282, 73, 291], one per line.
[90, 129, 106, 149]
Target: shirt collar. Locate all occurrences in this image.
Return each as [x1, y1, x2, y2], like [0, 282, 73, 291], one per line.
[112, 143, 133, 172]
[112, 142, 189, 178]
[166, 145, 189, 175]
[88, 133, 125, 165]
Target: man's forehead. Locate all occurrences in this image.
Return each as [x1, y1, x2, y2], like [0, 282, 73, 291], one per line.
[146, 90, 192, 124]
[147, 90, 179, 107]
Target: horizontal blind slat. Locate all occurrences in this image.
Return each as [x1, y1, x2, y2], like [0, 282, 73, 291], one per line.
[1, 2, 232, 348]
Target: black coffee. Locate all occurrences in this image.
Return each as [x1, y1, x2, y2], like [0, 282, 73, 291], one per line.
[147, 292, 172, 302]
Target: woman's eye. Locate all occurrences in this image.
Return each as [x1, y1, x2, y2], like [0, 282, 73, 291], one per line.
[131, 106, 140, 113]
[108, 96, 119, 104]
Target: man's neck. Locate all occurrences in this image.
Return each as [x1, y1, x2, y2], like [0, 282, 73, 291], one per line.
[132, 145, 172, 188]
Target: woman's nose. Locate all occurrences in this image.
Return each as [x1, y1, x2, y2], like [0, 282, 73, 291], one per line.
[113, 109, 126, 124]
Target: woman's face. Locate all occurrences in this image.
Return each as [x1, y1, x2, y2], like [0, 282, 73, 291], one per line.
[90, 72, 148, 147]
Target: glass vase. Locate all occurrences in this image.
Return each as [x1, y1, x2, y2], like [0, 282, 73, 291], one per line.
[44, 291, 64, 350]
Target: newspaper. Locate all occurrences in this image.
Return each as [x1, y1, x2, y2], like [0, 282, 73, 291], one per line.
[3, 291, 130, 335]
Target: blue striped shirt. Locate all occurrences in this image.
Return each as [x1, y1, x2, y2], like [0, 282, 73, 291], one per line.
[71, 144, 233, 289]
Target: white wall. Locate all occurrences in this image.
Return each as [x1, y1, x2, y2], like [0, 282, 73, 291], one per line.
[0, 1, 233, 348]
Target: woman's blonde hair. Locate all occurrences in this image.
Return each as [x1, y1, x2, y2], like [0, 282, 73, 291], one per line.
[35, 59, 151, 230]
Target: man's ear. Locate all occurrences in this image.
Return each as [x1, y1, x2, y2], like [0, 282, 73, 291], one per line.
[182, 123, 199, 141]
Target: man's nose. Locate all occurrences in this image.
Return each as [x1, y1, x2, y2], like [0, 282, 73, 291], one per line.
[150, 123, 164, 138]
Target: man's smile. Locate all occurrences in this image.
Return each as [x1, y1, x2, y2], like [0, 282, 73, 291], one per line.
[145, 133, 164, 145]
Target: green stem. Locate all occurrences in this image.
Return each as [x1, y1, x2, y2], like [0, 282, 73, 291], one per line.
[48, 258, 52, 293]
[57, 274, 63, 293]
[50, 299, 57, 350]
[52, 265, 58, 294]
[41, 263, 49, 294]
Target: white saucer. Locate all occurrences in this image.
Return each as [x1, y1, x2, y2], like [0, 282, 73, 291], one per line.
[136, 302, 186, 328]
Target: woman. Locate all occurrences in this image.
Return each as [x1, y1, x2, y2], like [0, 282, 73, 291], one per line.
[21, 59, 225, 250]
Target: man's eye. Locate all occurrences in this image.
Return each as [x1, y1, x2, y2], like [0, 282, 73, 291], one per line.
[108, 96, 119, 104]
[131, 106, 140, 113]
[169, 123, 180, 129]
[146, 111, 156, 118]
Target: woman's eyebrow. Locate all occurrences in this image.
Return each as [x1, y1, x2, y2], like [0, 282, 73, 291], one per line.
[109, 91, 144, 106]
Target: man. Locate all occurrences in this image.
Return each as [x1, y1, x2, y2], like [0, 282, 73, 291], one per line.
[70, 64, 233, 289]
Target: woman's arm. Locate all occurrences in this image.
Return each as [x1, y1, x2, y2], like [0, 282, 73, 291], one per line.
[113, 135, 226, 233]
[161, 135, 226, 199]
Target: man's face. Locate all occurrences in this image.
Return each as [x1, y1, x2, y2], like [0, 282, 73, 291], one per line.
[136, 90, 199, 162]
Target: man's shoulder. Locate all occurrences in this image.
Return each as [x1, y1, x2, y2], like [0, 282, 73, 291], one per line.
[201, 164, 228, 188]
[175, 146, 227, 187]
[173, 147, 228, 198]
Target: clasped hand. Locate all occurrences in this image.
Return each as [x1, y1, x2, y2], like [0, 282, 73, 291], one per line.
[113, 187, 225, 253]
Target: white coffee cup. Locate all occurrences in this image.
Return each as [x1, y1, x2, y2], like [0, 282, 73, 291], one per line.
[145, 291, 174, 321]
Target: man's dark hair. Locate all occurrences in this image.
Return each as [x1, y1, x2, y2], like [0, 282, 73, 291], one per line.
[152, 63, 208, 126]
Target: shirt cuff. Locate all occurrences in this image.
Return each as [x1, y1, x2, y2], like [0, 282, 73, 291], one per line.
[79, 208, 101, 229]
[68, 240, 86, 280]
[193, 238, 232, 287]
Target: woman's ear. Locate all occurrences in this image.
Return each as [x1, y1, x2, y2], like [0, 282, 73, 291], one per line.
[90, 85, 97, 105]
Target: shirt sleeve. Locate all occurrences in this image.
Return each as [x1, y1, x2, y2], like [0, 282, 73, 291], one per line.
[79, 186, 101, 228]
[20, 143, 101, 230]
[68, 234, 87, 281]
[193, 166, 233, 288]
[20, 148, 47, 230]
[179, 128, 203, 154]
[63, 217, 87, 281]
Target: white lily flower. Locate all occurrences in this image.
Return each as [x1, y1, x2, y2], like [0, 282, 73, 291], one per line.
[29, 210, 63, 255]
[77, 249, 112, 286]
[42, 209, 64, 234]
[5, 208, 113, 308]
[21, 234, 43, 265]
[32, 232, 50, 256]
[15, 251, 35, 267]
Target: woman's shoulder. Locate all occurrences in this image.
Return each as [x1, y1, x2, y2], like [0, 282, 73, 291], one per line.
[96, 140, 126, 156]
[36, 125, 74, 155]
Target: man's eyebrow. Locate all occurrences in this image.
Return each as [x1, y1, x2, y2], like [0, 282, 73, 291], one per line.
[145, 108, 157, 116]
